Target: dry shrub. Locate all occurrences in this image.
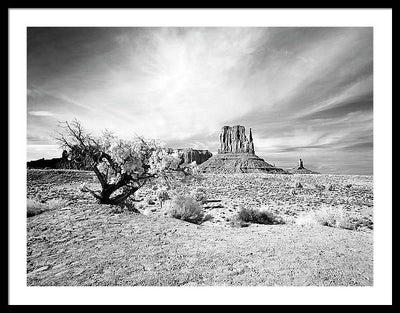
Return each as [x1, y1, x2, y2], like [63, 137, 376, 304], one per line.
[295, 213, 319, 226]
[237, 206, 285, 225]
[296, 206, 369, 230]
[229, 218, 251, 228]
[190, 188, 207, 204]
[168, 195, 205, 224]
[203, 214, 213, 222]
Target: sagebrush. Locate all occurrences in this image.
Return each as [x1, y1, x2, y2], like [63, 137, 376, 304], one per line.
[190, 188, 207, 204]
[237, 206, 285, 225]
[168, 195, 205, 224]
[296, 206, 373, 231]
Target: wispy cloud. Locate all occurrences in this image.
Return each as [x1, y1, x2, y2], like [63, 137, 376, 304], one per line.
[27, 27, 373, 174]
[28, 111, 56, 117]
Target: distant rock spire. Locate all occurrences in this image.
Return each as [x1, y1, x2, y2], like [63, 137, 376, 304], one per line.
[249, 128, 254, 155]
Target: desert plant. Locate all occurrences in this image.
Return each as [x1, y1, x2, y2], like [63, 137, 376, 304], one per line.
[190, 188, 207, 204]
[295, 206, 365, 230]
[203, 214, 213, 222]
[156, 189, 169, 207]
[295, 213, 319, 226]
[168, 195, 205, 224]
[314, 208, 346, 227]
[237, 206, 284, 225]
[55, 119, 197, 205]
[229, 217, 251, 228]
[297, 207, 340, 227]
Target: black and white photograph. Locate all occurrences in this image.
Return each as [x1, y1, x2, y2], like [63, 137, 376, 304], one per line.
[8, 8, 392, 305]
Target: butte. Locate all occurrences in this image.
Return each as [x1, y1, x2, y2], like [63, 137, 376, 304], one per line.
[199, 125, 287, 174]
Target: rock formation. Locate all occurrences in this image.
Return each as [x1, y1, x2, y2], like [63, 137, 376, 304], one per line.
[219, 125, 255, 154]
[200, 125, 287, 174]
[199, 153, 287, 174]
[27, 150, 73, 170]
[28, 147, 212, 170]
[27, 156, 65, 170]
[177, 148, 212, 165]
[27, 148, 94, 170]
[286, 159, 319, 174]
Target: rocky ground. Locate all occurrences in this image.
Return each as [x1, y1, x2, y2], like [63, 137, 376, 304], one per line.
[27, 169, 373, 286]
[136, 172, 373, 229]
[199, 153, 286, 174]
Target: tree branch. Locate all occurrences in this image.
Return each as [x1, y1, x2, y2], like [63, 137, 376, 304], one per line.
[109, 186, 139, 204]
[93, 165, 107, 188]
[82, 186, 102, 200]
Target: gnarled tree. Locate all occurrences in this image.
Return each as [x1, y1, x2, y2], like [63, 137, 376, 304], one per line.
[55, 119, 194, 205]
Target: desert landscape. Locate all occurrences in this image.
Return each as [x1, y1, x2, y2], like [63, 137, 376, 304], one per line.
[25, 27, 375, 288]
[27, 166, 373, 286]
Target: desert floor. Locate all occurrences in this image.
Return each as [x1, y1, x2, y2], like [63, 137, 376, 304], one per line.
[27, 169, 373, 286]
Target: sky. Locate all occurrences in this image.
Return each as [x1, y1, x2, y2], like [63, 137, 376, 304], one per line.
[27, 27, 373, 175]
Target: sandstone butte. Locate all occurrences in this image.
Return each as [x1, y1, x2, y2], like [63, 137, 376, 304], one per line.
[199, 125, 287, 174]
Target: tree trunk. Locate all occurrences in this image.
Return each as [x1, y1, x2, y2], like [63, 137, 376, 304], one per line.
[99, 185, 114, 203]
[92, 167, 142, 205]
[98, 186, 139, 205]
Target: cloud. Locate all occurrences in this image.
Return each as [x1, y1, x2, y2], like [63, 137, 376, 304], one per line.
[302, 92, 372, 120]
[342, 141, 373, 152]
[28, 111, 56, 117]
[27, 27, 373, 174]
